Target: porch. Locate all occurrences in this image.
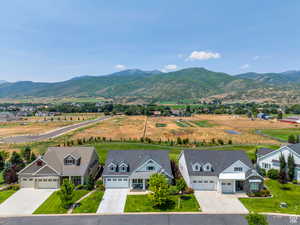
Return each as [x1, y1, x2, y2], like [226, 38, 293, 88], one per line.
[62, 176, 84, 186]
[130, 178, 149, 190]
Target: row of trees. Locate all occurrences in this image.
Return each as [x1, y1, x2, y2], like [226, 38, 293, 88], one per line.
[0, 147, 36, 184]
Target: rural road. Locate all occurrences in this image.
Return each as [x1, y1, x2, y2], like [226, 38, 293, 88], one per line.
[0, 116, 110, 144]
[0, 214, 298, 225]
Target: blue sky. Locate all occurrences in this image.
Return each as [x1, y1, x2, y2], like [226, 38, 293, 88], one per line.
[0, 0, 299, 82]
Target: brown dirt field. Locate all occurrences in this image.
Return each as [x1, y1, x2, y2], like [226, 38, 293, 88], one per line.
[72, 116, 147, 140]
[0, 121, 75, 138]
[23, 113, 103, 122]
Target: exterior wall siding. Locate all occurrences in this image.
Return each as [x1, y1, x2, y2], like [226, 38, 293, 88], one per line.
[178, 153, 191, 187]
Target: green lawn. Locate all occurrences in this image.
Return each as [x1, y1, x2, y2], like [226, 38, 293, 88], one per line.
[34, 190, 89, 214]
[0, 171, 4, 185]
[155, 123, 167, 127]
[0, 190, 17, 204]
[72, 190, 104, 213]
[125, 194, 200, 212]
[175, 120, 191, 127]
[260, 128, 300, 141]
[240, 179, 300, 214]
[190, 120, 215, 127]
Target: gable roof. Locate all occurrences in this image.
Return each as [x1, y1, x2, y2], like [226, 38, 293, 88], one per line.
[256, 148, 276, 157]
[19, 147, 98, 177]
[287, 143, 300, 155]
[102, 150, 173, 178]
[182, 149, 253, 176]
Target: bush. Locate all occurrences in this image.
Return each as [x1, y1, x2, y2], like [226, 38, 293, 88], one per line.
[75, 184, 85, 190]
[245, 213, 268, 225]
[168, 185, 178, 195]
[7, 184, 20, 191]
[248, 189, 270, 197]
[292, 180, 298, 184]
[96, 179, 105, 191]
[184, 187, 194, 194]
[267, 169, 279, 180]
[258, 168, 266, 177]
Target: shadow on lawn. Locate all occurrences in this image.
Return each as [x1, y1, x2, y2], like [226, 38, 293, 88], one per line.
[153, 195, 191, 211]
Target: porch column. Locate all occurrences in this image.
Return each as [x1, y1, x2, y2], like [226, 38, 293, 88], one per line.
[81, 176, 84, 185]
[233, 180, 236, 193]
[69, 176, 71, 183]
[143, 179, 146, 190]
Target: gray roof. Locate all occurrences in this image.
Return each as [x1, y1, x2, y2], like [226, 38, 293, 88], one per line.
[102, 150, 173, 178]
[287, 143, 300, 155]
[256, 148, 275, 157]
[19, 147, 97, 177]
[182, 149, 253, 176]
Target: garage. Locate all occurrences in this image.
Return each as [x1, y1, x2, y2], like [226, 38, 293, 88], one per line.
[36, 177, 60, 189]
[191, 177, 216, 190]
[20, 177, 35, 188]
[221, 181, 234, 193]
[105, 177, 129, 188]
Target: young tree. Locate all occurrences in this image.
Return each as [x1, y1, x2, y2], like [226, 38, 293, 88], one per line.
[148, 173, 170, 208]
[21, 146, 31, 163]
[10, 151, 25, 168]
[175, 178, 187, 194]
[287, 154, 295, 181]
[245, 213, 268, 225]
[288, 135, 296, 144]
[279, 154, 287, 184]
[86, 175, 95, 190]
[59, 179, 75, 209]
[3, 165, 20, 184]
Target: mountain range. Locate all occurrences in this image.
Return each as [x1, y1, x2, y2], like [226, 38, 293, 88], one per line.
[1, 68, 300, 103]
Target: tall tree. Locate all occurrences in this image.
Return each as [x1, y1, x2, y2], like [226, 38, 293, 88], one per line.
[0, 153, 4, 171]
[30, 152, 37, 163]
[279, 154, 287, 184]
[287, 154, 295, 181]
[288, 135, 296, 144]
[59, 179, 75, 209]
[21, 146, 31, 163]
[148, 173, 170, 208]
[10, 151, 25, 168]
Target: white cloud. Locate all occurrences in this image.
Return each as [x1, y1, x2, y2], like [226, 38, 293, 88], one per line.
[253, 56, 260, 60]
[164, 64, 177, 70]
[186, 51, 221, 61]
[240, 64, 250, 69]
[115, 64, 126, 70]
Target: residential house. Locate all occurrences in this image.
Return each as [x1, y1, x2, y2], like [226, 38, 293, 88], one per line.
[102, 150, 173, 189]
[279, 117, 300, 124]
[18, 147, 100, 189]
[0, 112, 19, 122]
[257, 144, 300, 182]
[179, 150, 263, 194]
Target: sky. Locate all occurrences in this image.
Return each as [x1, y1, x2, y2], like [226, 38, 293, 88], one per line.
[0, 0, 299, 82]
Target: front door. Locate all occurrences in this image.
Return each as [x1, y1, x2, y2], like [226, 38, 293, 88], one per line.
[235, 180, 244, 192]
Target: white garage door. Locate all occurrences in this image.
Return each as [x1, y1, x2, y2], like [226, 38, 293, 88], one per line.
[20, 177, 35, 188]
[192, 179, 216, 190]
[105, 177, 129, 188]
[221, 181, 234, 193]
[37, 177, 59, 189]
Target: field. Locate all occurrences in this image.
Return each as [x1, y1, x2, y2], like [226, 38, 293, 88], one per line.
[0, 113, 103, 138]
[260, 128, 300, 141]
[71, 115, 297, 145]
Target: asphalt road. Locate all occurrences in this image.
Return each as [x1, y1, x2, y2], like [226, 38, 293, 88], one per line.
[0, 214, 298, 225]
[0, 116, 110, 144]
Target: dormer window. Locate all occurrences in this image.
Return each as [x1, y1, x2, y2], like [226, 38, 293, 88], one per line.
[234, 167, 243, 172]
[120, 166, 127, 172]
[110, 165, 116, 171]
[192, 163, 201, 171]
[64, 156, 75, 165]
[147, 166, 155, 171]
[203, 163, 212, 172]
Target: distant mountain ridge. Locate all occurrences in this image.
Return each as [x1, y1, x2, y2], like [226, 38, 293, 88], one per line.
[1, 68, 300, 103]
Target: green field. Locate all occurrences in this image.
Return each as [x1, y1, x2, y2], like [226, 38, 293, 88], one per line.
[155, 123, 167, 127]
[175, 120, 193, 127]
[190, 120, 215, 127]
[125, 194, 200, 212]
[72, 190, 104, 213]
[240, 179, 300, 214]
[34, 190, 89, 214]
[260, 128, 300, 141]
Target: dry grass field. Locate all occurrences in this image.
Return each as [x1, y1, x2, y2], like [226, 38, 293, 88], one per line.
[70, 114, 298, 145]
[23, 113, 103, 122]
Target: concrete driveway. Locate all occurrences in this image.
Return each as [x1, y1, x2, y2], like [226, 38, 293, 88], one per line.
[97, 189, 129, 213]
[0, 188, 56, 215]
[194, 191, 249, 214]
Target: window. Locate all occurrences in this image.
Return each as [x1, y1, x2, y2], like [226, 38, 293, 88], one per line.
[123, 178, 128, 181]
[23, 178, 27, 181]
[64, 157, 75, 165]
[43, 179, 47, 182]
[193, 180, 197, 183]
[227, 183, 231, 185]
[118, 178, 122, 181]
[113, 178, 117, 181]
[222, 182, 226, 185]
[204, 180, 208, 183]
[110, 166, 115, 171]
[120, 166, 127, 172]
[198, 180, 202, 183]
[147, 166, 155, 171]
[209, 181, 214, 183]
[234, 167, 243, 172]
[206, 165, 210, 170]
[195, 165, 199, 170]
[262, 163, 271, 169]
[107, 178, 111, 181]
[250, 183, 259, 191]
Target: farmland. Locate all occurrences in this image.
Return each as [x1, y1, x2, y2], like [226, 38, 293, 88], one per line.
[70, 114, 297, 145]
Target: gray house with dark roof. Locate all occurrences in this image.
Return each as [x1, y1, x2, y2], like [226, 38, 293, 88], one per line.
[179, 150, 263, 194]
[102, 150, 173, 189]
[257, 144, 300, 182]
[18, 147, 100, 189]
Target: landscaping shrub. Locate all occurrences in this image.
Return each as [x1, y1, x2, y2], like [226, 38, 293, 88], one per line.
[292, 180, 298, 184]
[175, 178, 187, 194]
[245, 213, 268, 225]
[258, 168, 266, 177]
[168, 186, 178, 195]
[267, 169, 279, 180]
[96, 180, 105, 191]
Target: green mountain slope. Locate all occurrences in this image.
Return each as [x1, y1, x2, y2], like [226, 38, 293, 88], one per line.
[0, 68, 261, 101]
